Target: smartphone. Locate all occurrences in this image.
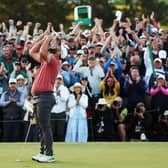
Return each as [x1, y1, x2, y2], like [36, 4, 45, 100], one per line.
[115, 10, 122, 21]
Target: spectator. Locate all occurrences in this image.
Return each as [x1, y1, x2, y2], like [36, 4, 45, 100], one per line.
[0, 62, 8, 140]
[73, 56, 105, 107]
[60, 61, 72, 87]
[16, 74, 29, 98]
[150, 74, 168, 137]
[157, 110, 168, 141]
[103, 48, 123, 81]
[0, 62, 8, 96]
[93, 98, 115, 141]
[15, 44, 24, 61]
[87, 44, 95, 57]
[100, 72, 120, 105]
[80, 76, 93, 116]
[0, 45, 16, 74]
[124, 66, 146, 114]
[0, 78, 24, 141]
[132, 102, 152, 141]
[65, 82, 88, 142]
[80, 76, 93, 140]
[10, 59, 32, 87]
[0, 32, 4, 57]
[111, 96, 128, 141]
[50, 74, 70, 141]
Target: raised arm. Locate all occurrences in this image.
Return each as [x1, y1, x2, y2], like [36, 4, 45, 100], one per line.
[29, 37, 45, 63]
[39, 35, 54, 63]
[30, 23, 51, 62]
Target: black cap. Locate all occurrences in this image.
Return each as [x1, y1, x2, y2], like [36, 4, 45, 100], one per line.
[81, 76, 88, 80]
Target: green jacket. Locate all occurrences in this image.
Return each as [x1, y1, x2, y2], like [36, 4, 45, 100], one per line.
[0, 55, 16, 74]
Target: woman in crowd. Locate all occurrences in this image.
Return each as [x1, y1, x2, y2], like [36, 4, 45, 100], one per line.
[150, 74, 168, 138]
[100, 69, 120, 106]
[65, 82, 88, 142]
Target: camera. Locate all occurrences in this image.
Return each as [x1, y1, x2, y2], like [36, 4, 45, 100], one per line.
[113, 100, 120, 107]
[97, 104, 104, 109]
[135, 103, 145, 113]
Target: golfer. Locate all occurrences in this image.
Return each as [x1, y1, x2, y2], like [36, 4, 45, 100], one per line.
[29, 34, 60, 163]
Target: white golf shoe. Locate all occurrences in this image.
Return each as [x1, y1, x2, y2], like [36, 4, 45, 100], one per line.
[37, 155, 55, 163]
[32, 153, 44, 161]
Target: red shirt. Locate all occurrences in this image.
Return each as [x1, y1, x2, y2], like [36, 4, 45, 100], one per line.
[31, 55, 60, 95]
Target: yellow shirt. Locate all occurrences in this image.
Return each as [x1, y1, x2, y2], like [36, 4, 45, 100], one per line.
[100, 80, 120, 104]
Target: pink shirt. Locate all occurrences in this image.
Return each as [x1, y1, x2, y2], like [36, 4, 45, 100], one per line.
[31, 55, 60, 95]
[150, 86, 168, 96]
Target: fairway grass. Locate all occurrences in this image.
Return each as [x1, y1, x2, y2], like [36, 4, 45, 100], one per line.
[0, 142, 167, 168]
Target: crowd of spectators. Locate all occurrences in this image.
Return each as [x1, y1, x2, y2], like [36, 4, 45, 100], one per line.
[0, 11, 168, 142]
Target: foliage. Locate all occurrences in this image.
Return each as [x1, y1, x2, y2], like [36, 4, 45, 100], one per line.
[0, 0, 168, 30]
[0, 0, 70, 30]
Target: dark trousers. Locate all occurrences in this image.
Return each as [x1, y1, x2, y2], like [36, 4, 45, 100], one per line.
[50, 112, 66, 141]
[34, 92, 55, 156]
[3, 120, 22, 142]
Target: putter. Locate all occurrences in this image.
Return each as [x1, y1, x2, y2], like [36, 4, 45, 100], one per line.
[16, 122, 32, 162]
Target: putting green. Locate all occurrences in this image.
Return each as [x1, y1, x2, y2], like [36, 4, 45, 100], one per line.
[0, 142, 167, 168]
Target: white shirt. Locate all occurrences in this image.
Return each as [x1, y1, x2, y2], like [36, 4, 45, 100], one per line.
[73, 60, 105, 95]
[67, 93, 88, 118]
[51, 84, 70, 114]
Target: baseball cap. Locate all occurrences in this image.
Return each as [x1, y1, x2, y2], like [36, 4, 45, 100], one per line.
[87, 44, 95, 49]
[56, 74, 63, 80]
[157, 74, 165, 80]
[77, 49, 85, 55]
[154, 58, 162, 63]
[81, 45, 88, 50]
[97, 98, 107, 105]
[110, 61, 116, 66]
[62, 61, 70, 66]
[9, 78, 16, 84]
[95, 42, 103, 47]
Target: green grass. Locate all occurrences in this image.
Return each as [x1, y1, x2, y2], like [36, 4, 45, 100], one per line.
[0, 142, 168, 168]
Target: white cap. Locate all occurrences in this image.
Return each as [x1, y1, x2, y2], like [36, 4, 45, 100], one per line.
[56, 74, 63, 80]
[62, 61, 70, 66]
[157, 74, 165, 80]
[97, 98, 107, 105]
[77, 49, 85, 55]
[95, 42, 104, 47]
[16, 74, 25, 80]
[16, 74, 27, 84]
[81, 45, 88, 50]
[7, 36, 16, 41]
[164, 110, 168, 116]
[159, 50, 167, 59]
[70, 82, 84, 92]
[8, 78, 16, 84]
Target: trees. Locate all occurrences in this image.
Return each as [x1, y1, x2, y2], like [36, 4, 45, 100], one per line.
[0, 0, 167, 30]
[0, 0, 70, 30]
